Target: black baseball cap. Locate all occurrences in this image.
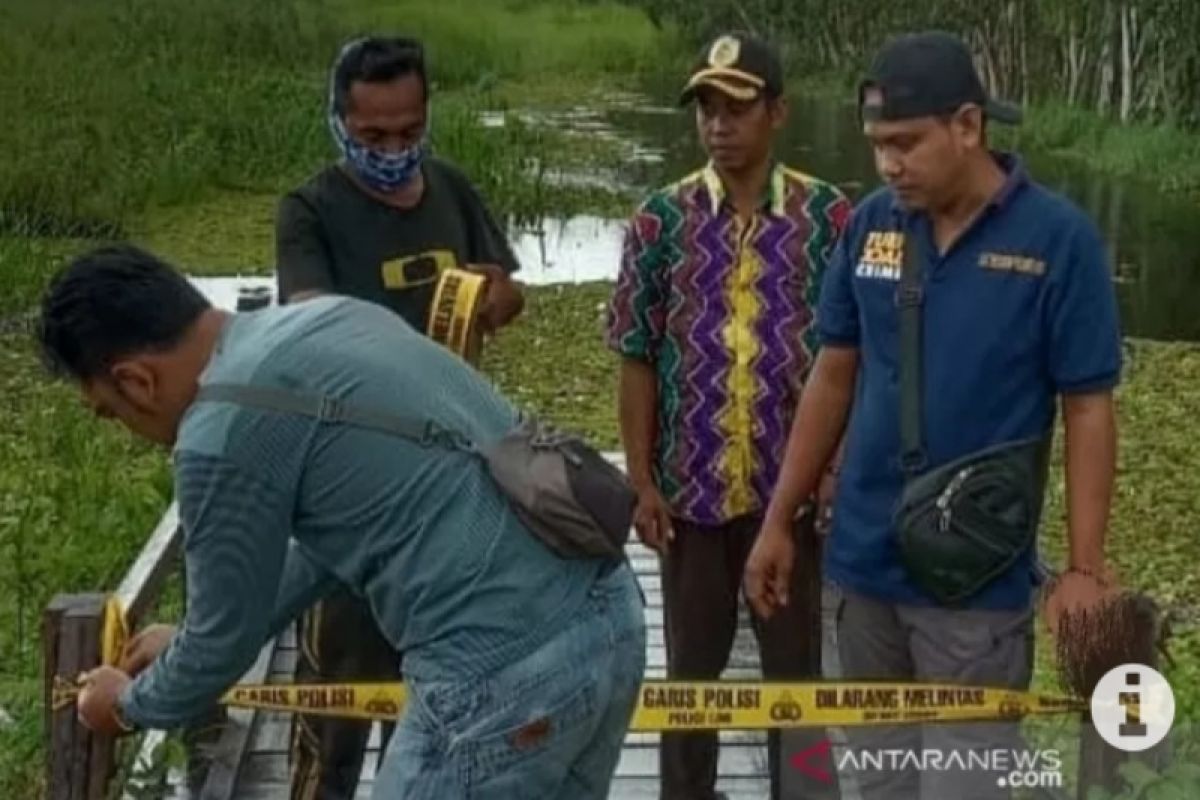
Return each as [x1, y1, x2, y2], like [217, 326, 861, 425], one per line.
[859, 31, 1022, 124]
[680, 32, 784, 105]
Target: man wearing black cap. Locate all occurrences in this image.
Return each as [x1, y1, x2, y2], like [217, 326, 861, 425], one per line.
[607, 30, 850, 800]
[747, 30, 1121, 799]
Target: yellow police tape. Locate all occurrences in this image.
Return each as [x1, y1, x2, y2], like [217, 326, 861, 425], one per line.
[427, 267, 487, 364]
[218, 680, 1085, 730]
[67, 598, 1087, 731]
[100, 595, 128, 669]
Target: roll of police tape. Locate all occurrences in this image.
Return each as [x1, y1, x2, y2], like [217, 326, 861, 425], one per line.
[220, 681, 1086, 730]
[427, 267, 487, 364]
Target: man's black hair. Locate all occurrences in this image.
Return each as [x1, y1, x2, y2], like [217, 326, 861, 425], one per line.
[37, 244, 212, 382]
[332, 36, 428, 116]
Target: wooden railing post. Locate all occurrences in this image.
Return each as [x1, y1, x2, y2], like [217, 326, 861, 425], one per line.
[42, 592, 114, 800]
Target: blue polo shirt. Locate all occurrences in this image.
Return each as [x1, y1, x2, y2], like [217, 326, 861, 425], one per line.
[818, 153, 1122, 610]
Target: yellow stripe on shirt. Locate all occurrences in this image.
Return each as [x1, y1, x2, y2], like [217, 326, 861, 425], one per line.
[718, 215, 763, 518]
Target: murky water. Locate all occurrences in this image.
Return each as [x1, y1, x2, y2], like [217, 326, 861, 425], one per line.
[196, 92, 1200, 342]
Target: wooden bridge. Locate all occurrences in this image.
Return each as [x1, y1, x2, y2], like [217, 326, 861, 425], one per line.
[41, 457, 779, 800]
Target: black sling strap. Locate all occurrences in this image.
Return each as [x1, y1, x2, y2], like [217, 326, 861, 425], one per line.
[898, 230, 927, 475]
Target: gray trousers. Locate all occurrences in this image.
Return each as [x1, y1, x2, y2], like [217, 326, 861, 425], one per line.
[830, 586, 1035, 800]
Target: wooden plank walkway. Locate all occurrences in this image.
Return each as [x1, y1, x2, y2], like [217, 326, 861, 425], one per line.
[164, 455, 772, 798]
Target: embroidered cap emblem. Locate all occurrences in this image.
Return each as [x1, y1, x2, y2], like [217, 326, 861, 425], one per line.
[708, 35, 741, 67]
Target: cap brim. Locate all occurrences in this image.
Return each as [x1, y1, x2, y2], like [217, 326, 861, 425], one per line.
[985, 99, 1023, 125]
[679, 68, 763, 105]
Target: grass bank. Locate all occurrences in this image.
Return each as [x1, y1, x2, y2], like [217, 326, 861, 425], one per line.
[0, 0, 671, 231]
[0, 0, 679, 304]
[1008, 104, 1200, 197]
[0, 332, 173, 796]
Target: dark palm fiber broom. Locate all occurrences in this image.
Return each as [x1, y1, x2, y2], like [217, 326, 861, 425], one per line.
[1045, 574, 1174, 798]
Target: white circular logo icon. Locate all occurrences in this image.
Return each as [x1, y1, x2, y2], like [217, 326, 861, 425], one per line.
[1090, 664, 1175, 752]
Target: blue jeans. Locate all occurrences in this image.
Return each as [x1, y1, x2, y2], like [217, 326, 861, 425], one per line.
[373, 562, 647, 799]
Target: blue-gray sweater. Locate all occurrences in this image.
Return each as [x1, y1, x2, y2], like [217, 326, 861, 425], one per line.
[119, 295, 605, 729]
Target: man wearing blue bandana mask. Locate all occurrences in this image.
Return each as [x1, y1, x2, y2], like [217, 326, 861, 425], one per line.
[278, 35, 525, 333]
[272, 35, 526, 800]
[330, 107, 428, 195]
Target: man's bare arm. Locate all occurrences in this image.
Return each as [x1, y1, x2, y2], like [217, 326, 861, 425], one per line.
[746, 346, 859, 617]
[473, 264, 525, 332]
[1061, 390, 1117, 572]
[1042, 390, 1118, 634]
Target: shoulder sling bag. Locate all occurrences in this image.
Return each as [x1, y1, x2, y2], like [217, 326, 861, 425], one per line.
[194, 383, 635, 562]
[892, 231, 1053, 606]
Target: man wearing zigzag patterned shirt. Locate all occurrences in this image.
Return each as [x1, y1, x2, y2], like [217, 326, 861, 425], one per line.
[606, 30, 850, 800]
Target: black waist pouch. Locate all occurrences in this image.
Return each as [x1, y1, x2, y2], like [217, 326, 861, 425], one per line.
[895, 435, 1051, 606]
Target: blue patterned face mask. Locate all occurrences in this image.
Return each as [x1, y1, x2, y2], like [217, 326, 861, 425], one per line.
[327, 37, 430, 194]
[329, 110, 428, 194]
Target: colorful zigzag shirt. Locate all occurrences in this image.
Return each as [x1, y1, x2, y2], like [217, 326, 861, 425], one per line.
[606, 162, 852, 526]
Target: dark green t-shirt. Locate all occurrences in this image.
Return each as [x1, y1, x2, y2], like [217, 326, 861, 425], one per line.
[274, 157, 519, 330]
